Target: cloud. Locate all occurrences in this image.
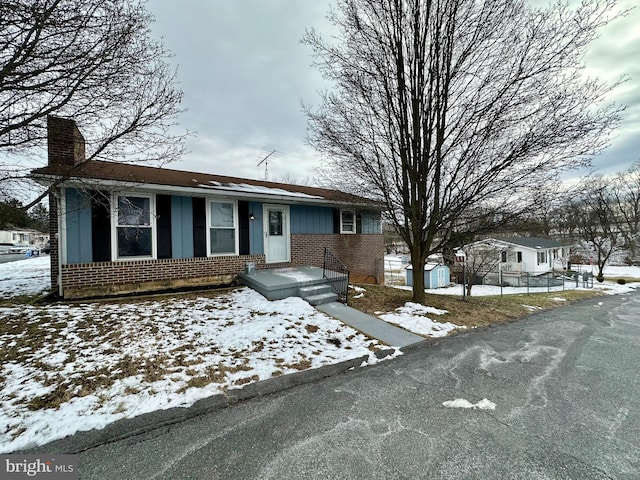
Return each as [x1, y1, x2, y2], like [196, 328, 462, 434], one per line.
[147, 0, 639, 185]
[169, 134, 323, 185]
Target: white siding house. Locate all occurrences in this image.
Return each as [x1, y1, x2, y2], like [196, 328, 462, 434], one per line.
[463, 237, 571, 286]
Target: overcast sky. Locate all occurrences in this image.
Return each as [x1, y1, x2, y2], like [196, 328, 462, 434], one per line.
[146, 0, 639, 184]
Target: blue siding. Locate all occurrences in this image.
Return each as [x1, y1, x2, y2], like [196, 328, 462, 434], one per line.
[65, 188, 92, 264]
[290, 204, 333, 234]
[249, 201, 263, 254]
[360, 211, 382, 234]
[429, 269, 437, 288]
[171, 196, 194, 258]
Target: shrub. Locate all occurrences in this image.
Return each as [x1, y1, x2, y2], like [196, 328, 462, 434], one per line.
[617, 279, 626, 285]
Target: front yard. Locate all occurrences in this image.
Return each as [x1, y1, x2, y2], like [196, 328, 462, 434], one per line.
[0, 285, 392, 453]
[1, 255, 638, 453]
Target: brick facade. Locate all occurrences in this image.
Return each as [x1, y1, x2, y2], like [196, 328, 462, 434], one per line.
[58, 233, 384, 299]
[61, 254, 266, 299]
[291, 233, 384, 284]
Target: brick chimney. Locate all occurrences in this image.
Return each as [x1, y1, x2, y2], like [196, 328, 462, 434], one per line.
[47, 116, 86, 167]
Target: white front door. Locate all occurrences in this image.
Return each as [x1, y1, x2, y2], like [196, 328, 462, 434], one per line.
[263, 204, 290, 263]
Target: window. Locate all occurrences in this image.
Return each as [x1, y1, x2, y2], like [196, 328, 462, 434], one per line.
[537, 251, 546, 265]
[116, 195, 152, 257]
[501, 251, 507, 262]
[210, 201, 236, 254]
[269, 210, 283, 236]
[517, 252, 522, 263]
[340, 210, 356, 234]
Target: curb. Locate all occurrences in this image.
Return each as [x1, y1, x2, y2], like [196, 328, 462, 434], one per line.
[24, 349, 402, 455]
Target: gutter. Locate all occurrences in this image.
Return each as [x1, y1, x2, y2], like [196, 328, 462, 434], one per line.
[29, 173, 383, 210]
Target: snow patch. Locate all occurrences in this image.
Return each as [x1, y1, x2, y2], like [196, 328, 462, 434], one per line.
[379, 302, 462, 338]
[522, 305, 543, 311]
[443, 398, 496, 410]
[199, 182, 322, 199]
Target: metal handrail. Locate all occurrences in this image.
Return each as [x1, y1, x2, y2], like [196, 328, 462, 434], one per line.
[322, 247, 349, 304]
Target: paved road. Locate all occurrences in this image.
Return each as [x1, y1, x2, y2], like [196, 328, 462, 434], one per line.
[41, 291, 640, 479]
[0, 253, 28, 264]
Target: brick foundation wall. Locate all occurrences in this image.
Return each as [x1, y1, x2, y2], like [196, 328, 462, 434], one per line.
[61, 254, 266, 299]
[291, 234, 384, 284]
[59, 233, 384, 299]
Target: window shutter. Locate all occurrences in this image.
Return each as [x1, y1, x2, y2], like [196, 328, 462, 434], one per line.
[91, 191, 111, 262]
[333, 208, 340, 234]
[156, 195, 172, 259]
[238, 201, 250, 255]
[192, 197, 206, 257]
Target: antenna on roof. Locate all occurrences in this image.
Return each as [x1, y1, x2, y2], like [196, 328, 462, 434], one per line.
[257, 150, 276, 181]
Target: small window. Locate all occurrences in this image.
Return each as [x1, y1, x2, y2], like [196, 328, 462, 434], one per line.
[116, 195, 152, 257]
[501, 251, 507, 262]
[340, 210, 356, 234]
[210, 201, 236, 254]
[537, 251, 546, 265]
[517, 252, 522, 263]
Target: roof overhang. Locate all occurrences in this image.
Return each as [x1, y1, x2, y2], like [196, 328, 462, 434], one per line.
[30, 172, 382, 210]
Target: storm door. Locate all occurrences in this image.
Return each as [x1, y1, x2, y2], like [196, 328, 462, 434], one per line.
[263, 204, 290, 263]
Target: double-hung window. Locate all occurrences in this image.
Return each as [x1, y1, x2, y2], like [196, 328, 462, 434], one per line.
[340, 209, 356, 234]
[116, 195, 152, 258]
[210, 201, 236, 255]
[537, 251, 546, 265]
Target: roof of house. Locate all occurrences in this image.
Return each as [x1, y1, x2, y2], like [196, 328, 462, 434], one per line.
[492, 236, 569, 249]
[31, 160, 380, 208]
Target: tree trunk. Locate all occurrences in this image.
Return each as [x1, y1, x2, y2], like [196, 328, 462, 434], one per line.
[466, 280, 473, 297]
[596, 247, 606, 282]
[410, 248, 427, 304]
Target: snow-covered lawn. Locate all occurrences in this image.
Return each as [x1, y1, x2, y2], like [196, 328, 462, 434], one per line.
[0, 255, 51, 298]
[0, 258, 398, 453]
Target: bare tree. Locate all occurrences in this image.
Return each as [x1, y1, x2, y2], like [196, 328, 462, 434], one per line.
[610, 162, 640, 264]
[1, 0, 189, 207]
[566, 177, 623, 281]
[303, 0, 625, 302]
[457, 240, 504, 296]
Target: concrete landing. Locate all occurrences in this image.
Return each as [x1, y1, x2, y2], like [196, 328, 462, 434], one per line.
[317, 302, 424, 348]
[239, 266, 327, 301]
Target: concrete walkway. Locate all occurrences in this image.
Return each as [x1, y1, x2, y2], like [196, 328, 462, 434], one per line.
[317, 302, 424, 348]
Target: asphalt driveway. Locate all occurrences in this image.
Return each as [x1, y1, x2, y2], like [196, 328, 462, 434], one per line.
[34, 290, 640, 479]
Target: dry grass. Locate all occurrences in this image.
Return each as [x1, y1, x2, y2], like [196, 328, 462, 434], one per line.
[348, 284, 601, 329]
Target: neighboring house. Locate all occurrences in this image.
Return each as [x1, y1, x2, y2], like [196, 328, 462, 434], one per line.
[30, 117, 384, 299]
[405, 263, 450, 289]
[462, 236, 571, 286]
[0, 228, 49, 253]
[0, 228, 31, 248]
